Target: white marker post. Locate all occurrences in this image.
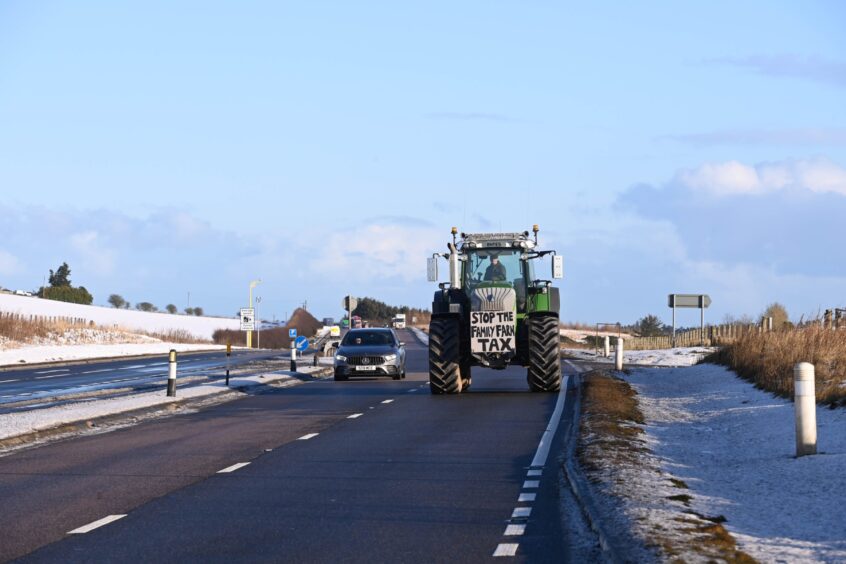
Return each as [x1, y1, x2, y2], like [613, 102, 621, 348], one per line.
[603, 336, 610, 358]
[167, 349, 177, 397]
[794, 362, 817, 457]
[615, 337, 624, 371]
[290, 342, 297, 372]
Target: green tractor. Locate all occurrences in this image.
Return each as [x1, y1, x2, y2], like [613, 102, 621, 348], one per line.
[426, 226, 564, 394]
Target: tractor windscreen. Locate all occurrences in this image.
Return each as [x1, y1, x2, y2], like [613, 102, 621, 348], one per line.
[464, 249, 533, 286]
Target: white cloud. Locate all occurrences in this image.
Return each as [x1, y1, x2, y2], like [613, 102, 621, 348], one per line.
[70, 230, 117, 276]
[674, 157, 846, 197]
[0, 249, 23, 276]
[308, 223, 442, 283]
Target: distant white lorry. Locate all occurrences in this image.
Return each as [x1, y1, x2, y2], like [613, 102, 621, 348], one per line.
[392, 313, 406, 329]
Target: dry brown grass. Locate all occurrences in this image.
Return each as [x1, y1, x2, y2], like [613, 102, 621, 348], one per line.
[709, 327, 846, 405]
[0, 315, 61, 343]
[139, 329, 209, 344]
[579, 371, 755, 563]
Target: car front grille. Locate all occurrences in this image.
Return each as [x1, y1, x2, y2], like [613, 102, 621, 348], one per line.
[347, 355, 388, 366]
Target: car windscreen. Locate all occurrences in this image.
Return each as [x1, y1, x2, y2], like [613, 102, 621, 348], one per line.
[342, 331, 395, 346]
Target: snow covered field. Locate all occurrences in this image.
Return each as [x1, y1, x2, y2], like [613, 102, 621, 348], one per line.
[0, 293, 239, 339]
[0, 342, 227, 367]
[620, 364, 846, 562]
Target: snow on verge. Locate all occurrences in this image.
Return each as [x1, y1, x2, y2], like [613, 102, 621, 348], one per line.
[624, 364, 846, 562]
[0, 342, 226, 367]
[564, 346, 715, 367]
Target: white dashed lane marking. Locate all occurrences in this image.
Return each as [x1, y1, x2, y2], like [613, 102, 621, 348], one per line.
[347, 413, 363, 419]
[527, 469, 542, 477]
[34, 369, 69, 375]
[217, 462, 250, 474]
[67, 514, 126, 534]
[81, 368, 113, 374]
[511, 507, 532, 518]
[493, 543, 519, 557]
[298, 433, 319, 441]
[504, 524, 526, 536]
[0, 379, 21, 384]
[518, 493, 536, 503]
[522, 480, 539, 489]
[381, 399, 394, 404]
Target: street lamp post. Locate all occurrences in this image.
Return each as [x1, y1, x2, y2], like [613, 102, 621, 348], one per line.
[247, 279, 262, 348]
[256, 296, 262, 349]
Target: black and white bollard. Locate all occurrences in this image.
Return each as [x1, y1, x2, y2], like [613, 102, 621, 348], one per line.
[313, 353, 318, 367]
[167, 349, 177, 397]
[615, 337, 624, 371]
[225, 342, 231, 386]
[604, 336, 610, 358]
[290, 347, 297, 372]
[794, 362, 817, 457]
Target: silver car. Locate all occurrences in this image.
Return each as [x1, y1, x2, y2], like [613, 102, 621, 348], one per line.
[334, 328, 407, 381]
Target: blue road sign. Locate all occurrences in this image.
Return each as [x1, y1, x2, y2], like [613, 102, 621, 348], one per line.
[288, 328, 297, 339]
[295, 335, 308, 351]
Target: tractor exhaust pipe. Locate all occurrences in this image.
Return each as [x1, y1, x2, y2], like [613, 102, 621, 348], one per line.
[448, 242, 461, 290]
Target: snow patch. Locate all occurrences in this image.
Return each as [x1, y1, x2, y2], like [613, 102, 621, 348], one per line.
[622, 364, 846, 562]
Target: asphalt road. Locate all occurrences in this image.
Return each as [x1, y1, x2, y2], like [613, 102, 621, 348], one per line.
[2, 329, 587, 562]
[0, 350, 283, 412]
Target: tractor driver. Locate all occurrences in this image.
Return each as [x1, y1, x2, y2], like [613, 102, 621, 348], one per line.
[484, 254, 507, 282]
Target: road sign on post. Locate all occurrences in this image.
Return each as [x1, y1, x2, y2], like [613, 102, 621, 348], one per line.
[240, 308, 256, 331]
[668, 294, 711, 347]
[288, 328, 297, 339]
[343, 295, 358, 332]
[295, 335, 308, 351]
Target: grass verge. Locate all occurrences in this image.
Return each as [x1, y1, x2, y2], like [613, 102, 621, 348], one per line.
[579, 370, 755, 563]
[706, 327, 846, 406]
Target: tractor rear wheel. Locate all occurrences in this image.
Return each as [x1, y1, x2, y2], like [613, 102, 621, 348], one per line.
[429, 317, 463, 394]
[527, 314, 561, 392]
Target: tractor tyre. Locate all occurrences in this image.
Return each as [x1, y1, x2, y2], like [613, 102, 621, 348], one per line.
[429, 317, 463, 394]
[527, 315, 561, 392]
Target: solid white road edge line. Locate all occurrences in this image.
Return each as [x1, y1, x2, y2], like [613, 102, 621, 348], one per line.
[493, 543, 519, 557]
[529, 373, 570, 468]
[67, 514, 127, 534]
[217, 462, 250, 473]
[298, 433, 319, 440]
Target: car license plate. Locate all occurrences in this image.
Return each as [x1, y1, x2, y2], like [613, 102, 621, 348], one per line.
[357, 366, 376, 371]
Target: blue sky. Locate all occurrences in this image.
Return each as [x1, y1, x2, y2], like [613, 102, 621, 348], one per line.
[1, 1, 845, 325]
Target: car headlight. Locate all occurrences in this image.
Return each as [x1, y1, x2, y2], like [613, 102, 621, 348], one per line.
[335, 355, 347, 362]
[384, 354, 397, 362]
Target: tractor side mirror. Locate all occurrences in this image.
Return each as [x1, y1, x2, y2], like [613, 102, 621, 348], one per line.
[552, 255, 564, 279]
[427, 257, 439, 282]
